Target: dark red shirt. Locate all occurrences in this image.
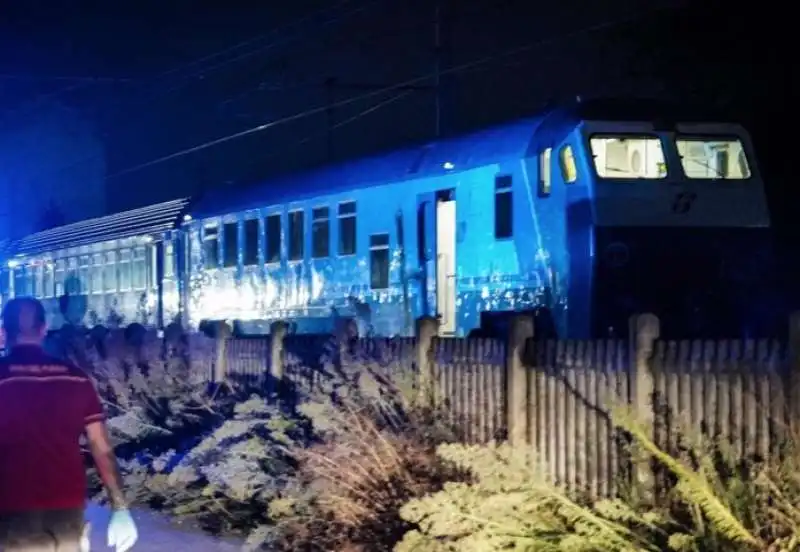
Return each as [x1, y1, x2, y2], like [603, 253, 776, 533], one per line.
[0, 345, 105, 514]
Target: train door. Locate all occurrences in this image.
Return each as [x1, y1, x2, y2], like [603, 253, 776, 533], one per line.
[436, 192, 457, 335]
[417, 189, 457, 336]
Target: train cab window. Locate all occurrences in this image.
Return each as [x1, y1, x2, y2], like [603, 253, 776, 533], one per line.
[288, 210, 305, 261]
[104, 251, 117, 292]
[243, 219, 260, 266]
[312, 207, 330, 258]
[494, 175, 513, 239]
[590, 135, 666, 179]
[119, 250, 131, 291]
[338, 201, 357, 256]
[559, 145, 578, 183]
[265, 214, 281, 264]
[369, 233, 390, 289]
[222, 222, 238, 268]
[538, 148, 552, 196]
[203, 226, 219, 268]
[675, 137, 751, 179]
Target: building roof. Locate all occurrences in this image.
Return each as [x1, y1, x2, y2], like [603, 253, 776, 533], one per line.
[12, 198, 190, 257]
[189, 116, 546, 219]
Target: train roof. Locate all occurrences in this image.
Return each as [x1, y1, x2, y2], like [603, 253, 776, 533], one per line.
[189, 116, 546, 220]
[11, 198, 190, 257]
[189, 98, 735, 221]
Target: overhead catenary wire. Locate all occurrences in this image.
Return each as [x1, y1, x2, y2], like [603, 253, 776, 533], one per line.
[106, 3, 678, 181]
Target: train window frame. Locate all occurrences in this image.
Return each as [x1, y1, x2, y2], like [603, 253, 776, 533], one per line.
[588, 134, 667, 180]
[288, 209, 305, 262]
[674, 135, 752, 180]
[494, 175, 513, 240]
[222, 221, 239, 268]
[242, 218, 260, 266]
[338, 201, 357, 256]
[312, 206, 330, 259]
[265, 213, 282, 265]
[369, 233, 390, 290]
[538, 148, 552, 197]
[203, 225, 220, 269]
[559, 145, 578, 183]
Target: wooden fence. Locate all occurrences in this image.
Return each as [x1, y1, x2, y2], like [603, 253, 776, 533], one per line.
[210, 313, 800, 498]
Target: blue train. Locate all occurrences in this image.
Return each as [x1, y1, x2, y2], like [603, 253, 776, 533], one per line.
[0, 99, 778, 339]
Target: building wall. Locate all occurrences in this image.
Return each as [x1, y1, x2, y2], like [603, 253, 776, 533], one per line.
[0, 101, 107, 240]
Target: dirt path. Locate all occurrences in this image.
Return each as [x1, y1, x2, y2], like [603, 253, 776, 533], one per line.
[85, 502, 243, 551]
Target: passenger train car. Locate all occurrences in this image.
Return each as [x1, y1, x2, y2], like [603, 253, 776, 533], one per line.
[0, 199, 188, 329]
[0, 99, 779, 338]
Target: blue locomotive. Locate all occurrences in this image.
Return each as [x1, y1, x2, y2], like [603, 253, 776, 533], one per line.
[0, 99, 776, 338]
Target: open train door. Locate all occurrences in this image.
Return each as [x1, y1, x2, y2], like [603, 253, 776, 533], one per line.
[417, 188, 457, 336]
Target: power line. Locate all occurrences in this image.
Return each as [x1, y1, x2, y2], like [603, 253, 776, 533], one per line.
[106, 4, 675, 180]
[0, 0, 383, 122]
[12, 0, 389, 184]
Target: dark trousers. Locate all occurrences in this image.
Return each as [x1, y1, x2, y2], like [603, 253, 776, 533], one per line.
[0, 508, 86, 551]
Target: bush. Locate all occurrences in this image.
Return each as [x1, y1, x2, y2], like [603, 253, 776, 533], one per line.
[395, 406, 800, 552]
[263, 338, 468, 552]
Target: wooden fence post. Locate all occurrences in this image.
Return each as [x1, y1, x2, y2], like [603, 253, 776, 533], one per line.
[270, 320, 288, 380]
[416, 316, 439, 407]
[507, 314, 534, 447]
[213, 321, 232, 383]
[629, 312, 660, 503]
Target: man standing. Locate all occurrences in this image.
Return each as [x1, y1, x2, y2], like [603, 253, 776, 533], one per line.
[0, 297, 138, 551]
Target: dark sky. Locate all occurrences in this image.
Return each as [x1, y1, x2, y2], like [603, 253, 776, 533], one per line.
[0, 0, 793, 227]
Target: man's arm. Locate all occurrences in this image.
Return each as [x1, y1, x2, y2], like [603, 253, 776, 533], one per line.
[85, 420, 128, 511]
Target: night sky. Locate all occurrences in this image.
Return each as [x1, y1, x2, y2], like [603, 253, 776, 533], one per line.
[0, 0, 793, 235]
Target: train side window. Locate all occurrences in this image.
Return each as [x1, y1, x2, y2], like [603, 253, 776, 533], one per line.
[132, 247, 147, 290]
[91, 254, 104, 294]
[163, 244, 175, 278]
[288, 210, 305, 261]
[104, 251, 117, 292]
[43, 262, 54, 298]
[33, 264, 42, 298]
[55, 259, 65, 296]
[312, 206, 330, 258]
[539, 148, 552, 196]
[338, 201, 357, 256]
[243, 219, 260, 266]
[203, 226, 219, 268]
[119, 250, 131, 291]
[559, 145, 578, 183]
[494, 175, 513, 239]
[79, 256, 90, 294]
[369, 233, 390, 289]
[265, 214, 281, 264]
[222, 222, 238, 268]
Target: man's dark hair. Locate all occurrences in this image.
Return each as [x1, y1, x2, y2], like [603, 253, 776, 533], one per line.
[2, 297, 46, 343]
